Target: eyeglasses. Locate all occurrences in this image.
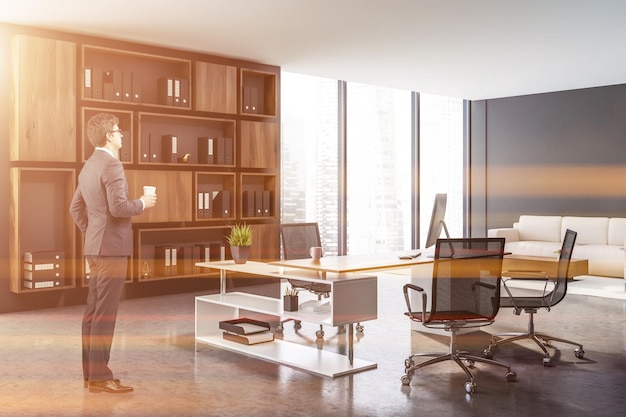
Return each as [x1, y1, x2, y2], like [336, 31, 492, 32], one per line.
[109, 129, 123, 135]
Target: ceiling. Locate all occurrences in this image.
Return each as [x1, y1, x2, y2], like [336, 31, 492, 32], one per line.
[2, 0, 626, 100]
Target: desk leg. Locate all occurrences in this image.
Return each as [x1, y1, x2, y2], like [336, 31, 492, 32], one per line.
[348, 323, 354, 366]
[220, 269, 226, 294]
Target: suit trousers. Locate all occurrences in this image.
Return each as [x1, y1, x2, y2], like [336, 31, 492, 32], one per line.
[82, 255, 128, 381]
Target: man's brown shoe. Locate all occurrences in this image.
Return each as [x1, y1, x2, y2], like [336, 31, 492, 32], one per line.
[84, 378, 120, 389]
[88, 379, 134, 394]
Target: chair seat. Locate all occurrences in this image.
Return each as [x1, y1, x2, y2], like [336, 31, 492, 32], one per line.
[499, 296, 549, 309]
[405, 310, 492, 324]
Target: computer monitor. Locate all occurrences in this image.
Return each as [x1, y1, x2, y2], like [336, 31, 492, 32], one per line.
[424, 193, 451, 249]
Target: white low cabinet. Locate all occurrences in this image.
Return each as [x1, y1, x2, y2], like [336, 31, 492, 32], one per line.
[195, 261, 378, 378]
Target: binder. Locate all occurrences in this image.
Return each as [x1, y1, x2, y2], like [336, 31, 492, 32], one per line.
[212, 190, 230, 218]
[224, 137, 233, 165]
[161, 135, 178, 163]
[243, 86, 251, 113]
[149, 134, 159, 162]
[204, 192, 212, 218]
[197, 137, 215, 164]
[84, 67, 92, 98]
[242, 191, 255, 217]
[180, 78, 189, 107]
[122, 71, 133, 102]
[141, 133, 151, 162]
[197, 191, 205, 219]
[192, 245, 203, 274]
[250, 87, 258, 114]
[262, 190, 272, 216]
[119, 130, 131, 162]
[92, 68, 103, 99]
[23, 251, 65, 287]
[254, 190, 263, 216]
[217, 137, 225, 165]
[103, 69, 122, 100]
[158, 77, 174, 105]
[173, 78, 181, 106]
[132, 76, 142, 102]
[177, 246, 194, 275]
[103, 70, 115, 100]
[155, 245, 172, 276]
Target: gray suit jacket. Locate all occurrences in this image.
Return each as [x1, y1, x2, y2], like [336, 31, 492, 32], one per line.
[70, 149, 144, 257]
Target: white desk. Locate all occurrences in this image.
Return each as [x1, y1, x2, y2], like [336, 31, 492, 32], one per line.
[195, 261, 378, 377]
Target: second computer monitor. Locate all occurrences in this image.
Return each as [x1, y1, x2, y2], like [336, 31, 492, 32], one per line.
[424, 193, 449, 249]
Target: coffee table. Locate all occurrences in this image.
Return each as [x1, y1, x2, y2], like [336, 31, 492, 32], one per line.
[502, 255, 588, 279]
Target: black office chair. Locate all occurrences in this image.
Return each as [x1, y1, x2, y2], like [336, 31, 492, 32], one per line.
[401, 237, 516, 394]
[278, 223, 331, 338]
[483, 229, 585, 366]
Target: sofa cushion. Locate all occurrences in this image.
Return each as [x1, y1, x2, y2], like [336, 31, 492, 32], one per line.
[504, 241, 563, 258]
[517, 215, 562, 242]
[608, 218, 626, 246]
[562, 216, 609, 245]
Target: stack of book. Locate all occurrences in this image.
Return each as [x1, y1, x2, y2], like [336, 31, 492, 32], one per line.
[219, 318, 274, 345]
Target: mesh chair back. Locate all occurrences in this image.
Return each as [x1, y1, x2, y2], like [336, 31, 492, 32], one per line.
[428, 237, 505, 323]
[549, 228, 577, 307]
[279, 223, 321, 260]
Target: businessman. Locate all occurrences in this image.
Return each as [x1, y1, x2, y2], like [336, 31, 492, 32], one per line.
[70, 113, 157, 394]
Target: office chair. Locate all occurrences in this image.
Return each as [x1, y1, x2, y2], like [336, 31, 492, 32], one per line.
[401, 237, 516, 394]
[278, 223, 331, 337]
[483, 229, 585, 366]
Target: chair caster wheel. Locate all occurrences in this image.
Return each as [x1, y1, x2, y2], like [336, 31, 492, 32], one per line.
[356, 324, 364, 333]
[315, 329, 325, 338]
[401, 375, 411, 386]
[404, 358, 415, 369]
[275, 324, 284, 334]
[505, 371, 516, 382]
[293, 320, 302, 329]
[483, 349, 494, 359]
[465, 381, 476, 394]
[574, 348, 585, 359]
[542, 357, 552, 367]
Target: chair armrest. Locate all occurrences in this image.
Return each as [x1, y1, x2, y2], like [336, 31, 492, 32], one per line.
[488, 228, 519, 242]
[501, 270, 550, 280]
[403, 283, 427, 322]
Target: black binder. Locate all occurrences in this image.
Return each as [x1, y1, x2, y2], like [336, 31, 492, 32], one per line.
[255, 190, 263, 216]
[180, 78, 189, 107]
[122, 71, 133, 102]
[154, 245, 173, 276]
[141, 133, 151, 162]
[84, 67, 92, 98]
[161, 135, 178, 163]
[198, 137, 215, 164]
[242, 191, 255, 217]
[149, 134, 159, 162]
[177, 246, 194, 275]
[212, 190, 230, 218]
[158, 77, 174, 106]
[224, 137, 233, 165]
[92, 68, 103, 99]
[262, 190, 272, 216]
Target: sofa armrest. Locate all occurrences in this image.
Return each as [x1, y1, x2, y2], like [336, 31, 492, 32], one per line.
[488, 228, 519, 242]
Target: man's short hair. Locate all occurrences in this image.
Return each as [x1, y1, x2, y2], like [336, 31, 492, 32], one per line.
[87, 113, 119, 147]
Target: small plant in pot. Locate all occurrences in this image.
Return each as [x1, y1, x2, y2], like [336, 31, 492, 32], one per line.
[226, 223, 253, 264]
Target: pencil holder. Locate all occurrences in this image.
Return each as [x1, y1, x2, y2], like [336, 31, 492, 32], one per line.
[283, 295, 299, 312]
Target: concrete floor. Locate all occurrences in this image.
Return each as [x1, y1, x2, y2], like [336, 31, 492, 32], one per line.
[0, 274, 624, 417]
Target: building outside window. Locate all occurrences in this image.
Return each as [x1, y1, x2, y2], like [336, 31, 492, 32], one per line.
[281, 72, 463, 255]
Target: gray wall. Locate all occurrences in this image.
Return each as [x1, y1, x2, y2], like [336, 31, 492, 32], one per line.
[470, 84, 626, 231]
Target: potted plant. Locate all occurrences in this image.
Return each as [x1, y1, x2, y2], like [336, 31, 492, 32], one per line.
[226, 223, 253, 264]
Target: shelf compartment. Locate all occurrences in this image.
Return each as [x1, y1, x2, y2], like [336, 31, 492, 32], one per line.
[10, 34, 76, 163]
[138, 112, 236, 166]
[240, 68, 277, 117]
[126, 169, 193, 223]
[136, 226, 229, 282]
[195, 173, 236, 221]
[9, 168, 77, 293]
[240, 174, 277, 219]
[194, 61, 237, 114]
[82, 45, 191, 107]
[239, 120, 279, 169]
[81, 107, 134, 163]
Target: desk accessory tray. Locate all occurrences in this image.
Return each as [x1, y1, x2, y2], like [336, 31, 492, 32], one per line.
[219, 318, 271, 335]
[219, 318, 274, 345]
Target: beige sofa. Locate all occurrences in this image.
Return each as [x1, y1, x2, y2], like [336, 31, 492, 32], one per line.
[488, 215, 626, 278]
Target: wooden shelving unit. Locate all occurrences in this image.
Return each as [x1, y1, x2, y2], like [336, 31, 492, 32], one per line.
[7, 27, 281, 293]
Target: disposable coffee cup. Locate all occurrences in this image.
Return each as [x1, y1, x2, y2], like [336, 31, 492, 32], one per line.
[143, 186, 156, 196]
[310, 246, 323, 260]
